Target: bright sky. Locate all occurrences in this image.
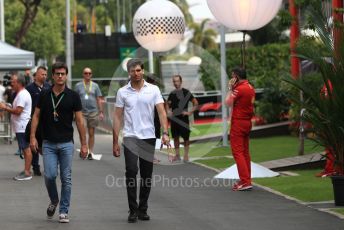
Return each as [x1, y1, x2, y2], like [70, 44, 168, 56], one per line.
[186, 0, 215, 21]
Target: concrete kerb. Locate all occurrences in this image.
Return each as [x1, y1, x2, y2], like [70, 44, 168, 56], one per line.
[188, 156, 344, 220]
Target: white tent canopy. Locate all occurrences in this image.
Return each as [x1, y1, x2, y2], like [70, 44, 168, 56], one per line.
[0, 41, 35, 70]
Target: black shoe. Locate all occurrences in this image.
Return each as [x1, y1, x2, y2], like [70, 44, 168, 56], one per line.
[87, 153, 93, 160]
[127, 211, 138, 223]
[138, 211, 150, 221]
[47, 202, 58, 219]
[33, 169, 42, 176]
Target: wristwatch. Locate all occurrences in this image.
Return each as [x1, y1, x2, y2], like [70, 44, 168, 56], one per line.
[162, 131, 169, 136]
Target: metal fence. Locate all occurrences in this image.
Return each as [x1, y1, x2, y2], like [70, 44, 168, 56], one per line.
[0, 105, 12, 144]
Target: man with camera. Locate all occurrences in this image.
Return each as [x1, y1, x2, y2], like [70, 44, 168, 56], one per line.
[0, 74, 32, 180]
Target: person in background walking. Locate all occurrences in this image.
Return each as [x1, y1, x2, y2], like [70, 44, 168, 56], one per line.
[167, 74, 198, 162]
[24, 69, 32, 86]
[25, 66, 50, 176]
[75, 67, 104, 160]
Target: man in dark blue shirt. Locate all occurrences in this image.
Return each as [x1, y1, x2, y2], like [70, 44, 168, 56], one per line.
[25, 66, 50, 176]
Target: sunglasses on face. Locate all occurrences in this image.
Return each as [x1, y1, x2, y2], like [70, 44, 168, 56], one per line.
[54, 72, 66, 76]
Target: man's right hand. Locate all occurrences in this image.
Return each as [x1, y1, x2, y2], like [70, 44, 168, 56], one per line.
[80, 144, 88, 159]
[30, 137, 39, 153]
[113, 142, 120, 157]
[228, 77, 238, 90]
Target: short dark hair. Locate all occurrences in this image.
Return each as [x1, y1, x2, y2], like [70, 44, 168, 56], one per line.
[127, 58, 144, 72]
[232, 67, 246, 79]
[146, 73, 157, 84]
[172, 74, 182, 82]
[36, 66, 47, 72]
[52, 62, 68, 75]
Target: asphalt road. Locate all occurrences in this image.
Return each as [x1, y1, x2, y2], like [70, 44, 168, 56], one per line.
[0, 133, 343, 230]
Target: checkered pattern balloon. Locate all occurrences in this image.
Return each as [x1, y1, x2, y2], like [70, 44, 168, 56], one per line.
[133, 16, 185, 36]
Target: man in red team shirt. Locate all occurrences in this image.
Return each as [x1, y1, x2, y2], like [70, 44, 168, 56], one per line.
[225, 67, 255, 191]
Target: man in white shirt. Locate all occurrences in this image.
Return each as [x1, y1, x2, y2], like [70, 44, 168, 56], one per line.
[113, 58, 170, 223]
[0, 74, 32, 180]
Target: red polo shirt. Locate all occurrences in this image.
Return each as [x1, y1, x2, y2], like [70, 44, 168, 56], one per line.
[226, 80, 255, 120]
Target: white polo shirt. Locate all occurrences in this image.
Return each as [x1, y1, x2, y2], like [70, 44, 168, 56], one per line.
[115, 80, 164, 139]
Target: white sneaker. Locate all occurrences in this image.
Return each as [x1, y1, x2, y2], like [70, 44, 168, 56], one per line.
[59, 213, 69, 223]
[13, 171, 32, 181]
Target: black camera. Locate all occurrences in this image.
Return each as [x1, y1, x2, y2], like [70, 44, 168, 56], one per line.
[2, 74, 11, 87]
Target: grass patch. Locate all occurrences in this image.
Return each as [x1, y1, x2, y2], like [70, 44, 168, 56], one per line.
[250, 136, 323, 162]
[331, 208, 344, 215]
[190, 123, 222, 137]
[255, 169, 333, 202]
[187, 136, 324, 161]
[192, 162, 334, 202]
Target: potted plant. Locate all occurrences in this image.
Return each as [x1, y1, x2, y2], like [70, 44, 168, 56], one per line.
[284, 4, 344, 205]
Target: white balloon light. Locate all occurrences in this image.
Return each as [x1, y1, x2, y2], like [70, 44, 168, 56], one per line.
[132, 0, 185, 52]
[206, 0, 283, 31]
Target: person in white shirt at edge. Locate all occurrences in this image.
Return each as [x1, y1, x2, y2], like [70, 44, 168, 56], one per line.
[0, 74, 32, 180]
[0, 79, 6, 120]
[113, 58, 170, 223]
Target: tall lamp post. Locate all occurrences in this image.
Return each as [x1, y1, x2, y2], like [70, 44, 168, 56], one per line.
[206, 0, 283, 146]
[132, 0, 185, 81]
[0, 0, 4, 41]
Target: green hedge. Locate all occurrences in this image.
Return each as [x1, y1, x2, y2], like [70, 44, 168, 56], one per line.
[200, 43, 291, 123]
[200, 43, 290, 90]
[72, 59, 121, 79]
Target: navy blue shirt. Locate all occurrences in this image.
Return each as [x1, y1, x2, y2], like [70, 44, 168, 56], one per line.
[37, 86, 82, 143]
[26, 82, 51, 117]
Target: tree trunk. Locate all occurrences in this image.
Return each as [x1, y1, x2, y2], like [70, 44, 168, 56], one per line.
[15, 0, 41, 48]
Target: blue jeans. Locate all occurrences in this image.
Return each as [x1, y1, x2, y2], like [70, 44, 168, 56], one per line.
[42, 140, 74, 214]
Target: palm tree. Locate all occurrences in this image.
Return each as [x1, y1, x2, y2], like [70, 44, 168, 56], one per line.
[284, 3, 344, 175]
[189, 18, 217, 51]
[171, 0, 194, 25]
